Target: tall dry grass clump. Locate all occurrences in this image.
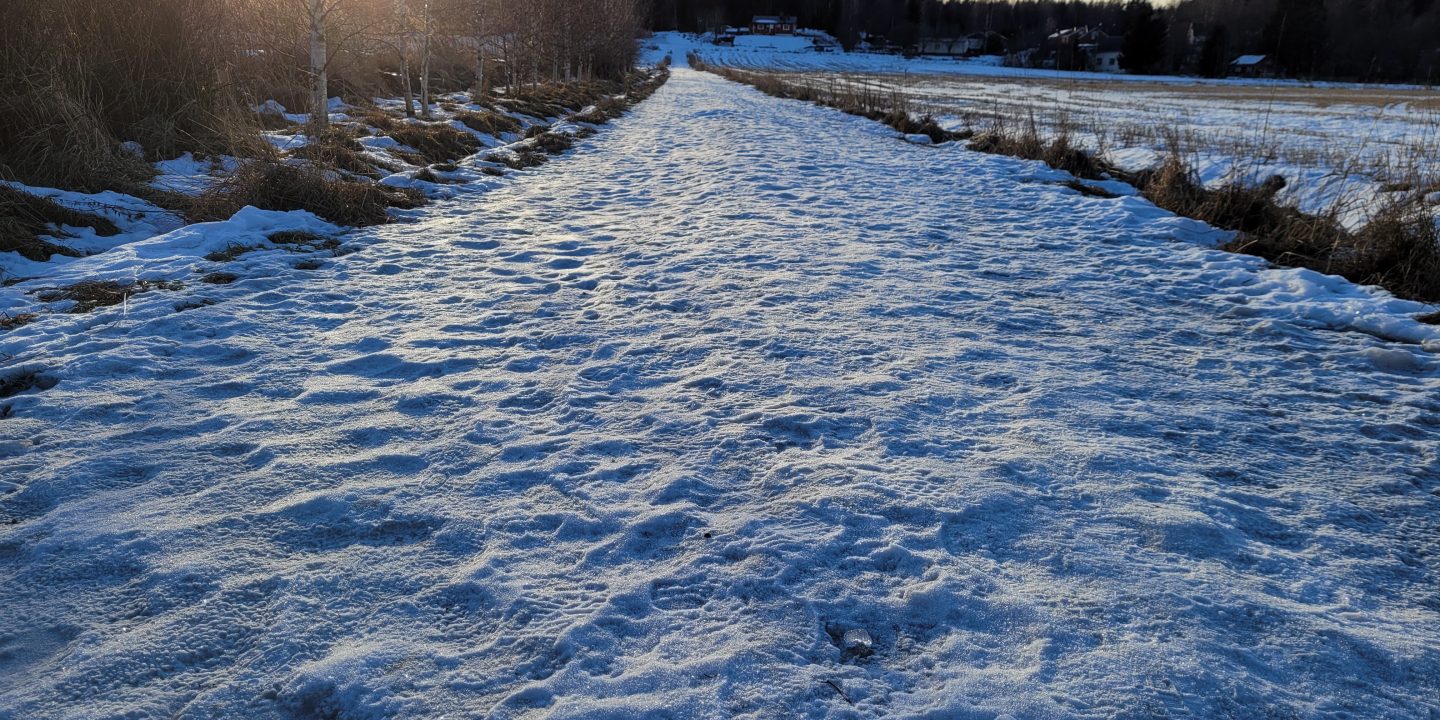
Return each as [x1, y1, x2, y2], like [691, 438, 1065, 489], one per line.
[0, 0, 268, 194]
[191, 163, 426, 228]
[1135, 154, 1440, 301]
[0, 186, 118, 263]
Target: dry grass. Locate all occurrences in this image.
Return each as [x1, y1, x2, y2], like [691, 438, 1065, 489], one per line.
[203, 243, 259, 262]
[488, 149, 549, 171]
[501, 82, 615, 119]
[533, 133, 574, 155]
[1332, 202, 1440, 300]
[763, 68, 1440, 201]
[191, 162, 425, 227]
[0, 2, 276, 194]
[572, 96, 628, 125]
[256, 107, 294, 131]
[357, 110, 480, 165]
[292, 126, 385, 178]
[0, 312, 39, 331]
[1062, 180, 1118, 198]
[200, 271, 237, 284]
[455, 110, 523, 137]
[0, 367, 57, 399]
[694, 61, 960, 145]
[1135, 155, 1440, 301]
[473, 68, 669, 171]
[34, 279, 184, 314]
[267, 230, 338, 250]
[0, 186, 120, 262]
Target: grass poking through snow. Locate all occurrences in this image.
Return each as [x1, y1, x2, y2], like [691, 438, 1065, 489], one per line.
[33, 279, 184, 314]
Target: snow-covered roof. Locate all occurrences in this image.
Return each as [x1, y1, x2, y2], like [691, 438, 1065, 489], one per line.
[752, 15, 797, 24]
[1232, 54, 1268, 65]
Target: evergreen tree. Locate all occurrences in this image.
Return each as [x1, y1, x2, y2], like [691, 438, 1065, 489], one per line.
[1262, 0, 1328, 76]
[1198, 24, 1230, 77]
[1121, 0, 1167, 73]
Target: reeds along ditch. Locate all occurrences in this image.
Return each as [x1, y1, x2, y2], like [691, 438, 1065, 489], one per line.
[690, 57, 1440, 306]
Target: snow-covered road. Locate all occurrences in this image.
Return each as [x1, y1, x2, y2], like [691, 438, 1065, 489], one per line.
[2, 65, 1439, 719]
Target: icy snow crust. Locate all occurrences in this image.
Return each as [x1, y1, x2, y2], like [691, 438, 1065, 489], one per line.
[2, 66, 1440, 719]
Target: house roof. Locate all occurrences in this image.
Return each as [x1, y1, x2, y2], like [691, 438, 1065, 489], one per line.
[752, 15, 797, 24]
[1049, 27, 1082, 39]
[1232, 54, 1268, 65]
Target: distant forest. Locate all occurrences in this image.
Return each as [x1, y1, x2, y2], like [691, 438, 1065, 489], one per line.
[648, 0, 1440, 82]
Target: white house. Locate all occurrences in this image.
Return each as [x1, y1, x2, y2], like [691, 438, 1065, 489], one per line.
[1087, 36, 1125, 73]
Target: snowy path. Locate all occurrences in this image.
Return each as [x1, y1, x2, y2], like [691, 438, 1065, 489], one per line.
[2, 67, 1439, 719]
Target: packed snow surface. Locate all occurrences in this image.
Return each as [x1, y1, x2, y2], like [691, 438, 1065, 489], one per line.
[2, 62, 1440, 719]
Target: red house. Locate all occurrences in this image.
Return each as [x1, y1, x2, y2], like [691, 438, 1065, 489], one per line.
[751, 15, 797, 35]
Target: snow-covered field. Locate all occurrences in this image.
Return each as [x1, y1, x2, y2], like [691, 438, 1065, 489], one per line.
[3, 58, 1439, 719]
[680, 33, 1440, 228]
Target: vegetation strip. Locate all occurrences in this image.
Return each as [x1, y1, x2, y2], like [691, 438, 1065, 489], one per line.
[0, 65, 670, 329]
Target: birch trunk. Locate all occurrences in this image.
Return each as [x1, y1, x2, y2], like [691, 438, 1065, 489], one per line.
[308, 0, 329, 129]
[473, 51, 486, 103]
[400, 51, 415, 118]
[419, 1, 433, 120]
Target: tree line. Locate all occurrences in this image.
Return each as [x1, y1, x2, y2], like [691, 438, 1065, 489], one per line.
[0, 0, 646, 191]
[649, 0, 1440, 82]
